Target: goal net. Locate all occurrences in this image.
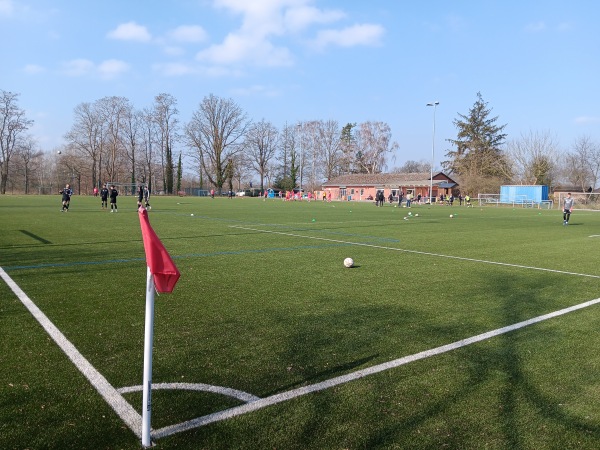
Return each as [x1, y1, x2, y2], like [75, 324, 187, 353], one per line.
[555, 192, 600, 211]
[478, 193, 549, 208]
[478, 194, 499, 206]
[106, 183, 139, 196]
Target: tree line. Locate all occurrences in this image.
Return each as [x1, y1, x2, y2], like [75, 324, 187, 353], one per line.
[0, 90, 398, 196]
[1, 88, 599, 196]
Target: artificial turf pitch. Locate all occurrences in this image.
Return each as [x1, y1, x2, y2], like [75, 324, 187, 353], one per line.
[1, 194, 600, 449]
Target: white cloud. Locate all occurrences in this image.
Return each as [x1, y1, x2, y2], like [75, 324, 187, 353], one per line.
[61, 58, 129, 79]
[197, 32, 293, 67]
[107, 21, 152, 42]
[525, 21, 546, 32]
[98, 59, 130, 78]
[153, 62, 243, 78]
[230, 84, 280, 97]
[574, 116, 600, 125]
[557, 22, 573, 32]
[0, 0, 14, 16]
[23, 64, 46, 74]
[162, 46, 186, 57]
[284, 5, 345, 32]
[198, 0, 382, 68]
[312, 24, 385, 49]
[62, 59, 95, 76]
[168, 25, 208, 43]
[153, 62, 197, 76]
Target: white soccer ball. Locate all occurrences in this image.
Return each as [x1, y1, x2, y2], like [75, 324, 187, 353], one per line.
[57, 150, 62, 155]
[449, 214, 453, 218]
[343, 257, 354, 268]
[415, 213, 419, 217]
[190, 213, 194, 216]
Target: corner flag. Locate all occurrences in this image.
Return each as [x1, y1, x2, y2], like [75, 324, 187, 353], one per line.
[138, 206, 180, 447]
[138, 207, 180, 293]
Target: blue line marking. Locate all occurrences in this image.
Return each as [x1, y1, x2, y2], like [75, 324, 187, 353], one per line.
[187, 215, 400, 243]
[3, 243, 351, 272]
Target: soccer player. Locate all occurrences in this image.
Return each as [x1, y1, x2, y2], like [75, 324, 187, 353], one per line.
[100, 184, 109, 209]
[109, 185, 119, 212]
[563, 192, 574, 225]
[138, 184, 151, 209]
[60, 183, 73, 212]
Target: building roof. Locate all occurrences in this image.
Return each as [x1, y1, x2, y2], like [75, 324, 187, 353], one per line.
[322, 172, 450, 188]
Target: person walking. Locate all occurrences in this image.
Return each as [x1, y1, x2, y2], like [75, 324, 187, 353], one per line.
[563, 192, 574, 225]
[60, 183, 73, 212]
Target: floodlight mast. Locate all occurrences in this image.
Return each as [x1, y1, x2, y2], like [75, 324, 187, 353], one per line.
[426, 101, 439, 203]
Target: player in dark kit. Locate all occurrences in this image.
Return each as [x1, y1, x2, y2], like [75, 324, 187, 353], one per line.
[59, 183, 73, 212]
[100, 184, 109, 209]
[137, 184, 151, 209]
[109, 185, 119, 212]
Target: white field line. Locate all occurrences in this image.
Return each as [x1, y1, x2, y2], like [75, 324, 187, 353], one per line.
[118, 382, 260, 403]
[0, 267, 142, 438]
[5, 224, 600, 442]
[231, 225, 600, 279]
[153, 296, 600, 439]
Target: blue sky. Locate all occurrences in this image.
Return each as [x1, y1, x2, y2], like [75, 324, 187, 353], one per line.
[2, 0, 599, 170]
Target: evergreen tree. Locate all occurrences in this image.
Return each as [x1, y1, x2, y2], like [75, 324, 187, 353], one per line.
[340, 123, 356, 174]
[176, 152, 182, 193]
[444, 92, 511, 194]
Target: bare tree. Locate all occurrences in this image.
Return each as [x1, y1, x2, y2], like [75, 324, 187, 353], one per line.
[564, 136, 600, 191]
[96, 96, 131, 189]
[392, 160, 432, 173]
[153, 93, 179, 194]
[184, 94, 249, 194]
[122, 107, 143, 188]
[353, 121, 398, 174]
[244, 119, 278, 191]
[0, 90, 34, 194]
[506, 130, 560, 186]
[317, 119, 342, 181]
[14, 135, 43, 194]
[64, 102, 104, 188]
[139, 108, 159, 193]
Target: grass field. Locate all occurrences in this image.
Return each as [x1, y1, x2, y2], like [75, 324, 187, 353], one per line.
[1, 194, 600, 450]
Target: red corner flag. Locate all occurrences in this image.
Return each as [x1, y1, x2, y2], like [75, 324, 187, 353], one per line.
[138, 207, 180, 293]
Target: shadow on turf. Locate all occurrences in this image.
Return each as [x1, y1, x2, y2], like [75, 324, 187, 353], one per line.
[261, 354, 379, 398]
[348, 272, 600, 449]
[19, 229, 52, 244]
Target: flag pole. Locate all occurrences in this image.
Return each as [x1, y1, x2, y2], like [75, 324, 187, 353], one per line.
[141, 266, 155, 447]
[138, 205, 180, 447]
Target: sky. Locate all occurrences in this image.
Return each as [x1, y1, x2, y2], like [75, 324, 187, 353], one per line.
[1, 0, 600, 172]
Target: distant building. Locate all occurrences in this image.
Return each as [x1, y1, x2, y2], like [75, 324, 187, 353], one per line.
[321, 172, 458, 202]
